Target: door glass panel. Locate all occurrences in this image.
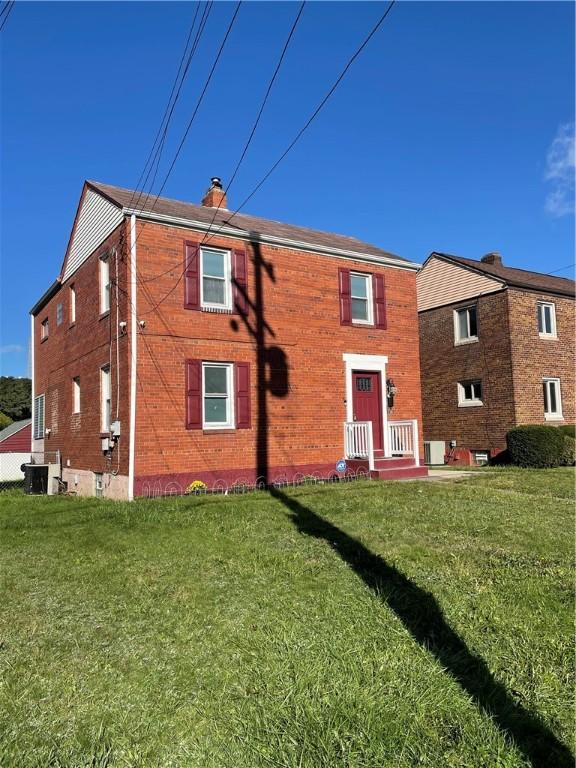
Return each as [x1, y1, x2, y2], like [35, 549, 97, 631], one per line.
[356, 376, 372, 392]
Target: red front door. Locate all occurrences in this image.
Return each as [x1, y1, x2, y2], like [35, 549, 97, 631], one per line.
[352, 371, 384, 454]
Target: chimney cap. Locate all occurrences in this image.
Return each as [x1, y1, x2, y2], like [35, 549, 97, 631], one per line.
[210, 176, 223, 189]
[481, 251, 503, 266]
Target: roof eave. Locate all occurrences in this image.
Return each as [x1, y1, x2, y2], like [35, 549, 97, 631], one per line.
[122, 206, 420, 271]
[30, 279, 61, 316]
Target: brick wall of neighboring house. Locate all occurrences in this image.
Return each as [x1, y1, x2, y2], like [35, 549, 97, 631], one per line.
[33, 221, 132, 497]
[419, 290, 516, 462]
[507, 289, 575, 426]
[133, 220, 424, 491]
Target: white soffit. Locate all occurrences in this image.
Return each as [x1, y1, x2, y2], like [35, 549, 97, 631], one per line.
[62, 188, 124, 282]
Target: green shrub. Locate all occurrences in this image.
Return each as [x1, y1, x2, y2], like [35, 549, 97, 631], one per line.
[557, 424, 576, 438]
[561, 436, 576, 467]
[0, 412, 13, 430]
[506, 425, 565, 468]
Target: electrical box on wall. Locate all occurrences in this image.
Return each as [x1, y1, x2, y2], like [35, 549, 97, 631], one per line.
[110, 421, 121, 437]
[101, 437, 110, 452]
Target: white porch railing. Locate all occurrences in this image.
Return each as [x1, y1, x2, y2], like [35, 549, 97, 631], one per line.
[388, 420, 419, 462]
[344, 421, 374, 470]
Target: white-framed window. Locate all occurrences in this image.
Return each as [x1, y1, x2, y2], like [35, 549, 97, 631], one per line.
[454, 305, 478, 344]
[457, 379, 483, 407]
[350, 272, 373, 324]
[100, 254, 111, 314]
[33, 394, 45, 439]
[543, 377, 563, 420]
[70, 285, 76, 324]
[72, 377, 81, 413]
[200, 248, 232, 310]
[100, 365, 111, 432]
[56, 303, 63, 326]
[537, 302, 557, 338]
[202, 362, 234, 428]
[41, 318, 49, 340]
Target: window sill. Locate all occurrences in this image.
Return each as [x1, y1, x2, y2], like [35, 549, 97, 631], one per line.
[454, 337, 479, 347]
[40, 336, 49, 343]
[352, 321, 374, 327]
[539, 333, 558, 340]
[458, 401, 484, 408]
[69, 322, 76, 330]
[544, 414, 564, 422]
[201, 306, 233, 314]
[202, 428, 236, 434]
[99, 311, 111, 321]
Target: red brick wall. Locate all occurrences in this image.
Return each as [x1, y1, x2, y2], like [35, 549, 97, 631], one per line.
[133, 221, 424, 487]
[33, 222, 132, 477]
[508, 289, 575, 426]
[419, 290, 516, 453]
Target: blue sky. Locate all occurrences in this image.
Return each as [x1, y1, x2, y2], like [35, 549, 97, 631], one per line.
[1, 1, 574, 377]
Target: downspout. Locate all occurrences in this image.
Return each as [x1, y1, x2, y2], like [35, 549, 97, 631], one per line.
[128, 215, 137, 500]
[30, 313, 34, 451]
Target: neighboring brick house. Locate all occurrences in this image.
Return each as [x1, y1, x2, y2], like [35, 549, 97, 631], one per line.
[30, 178, 427, 499]
[417, 251, 575, 465]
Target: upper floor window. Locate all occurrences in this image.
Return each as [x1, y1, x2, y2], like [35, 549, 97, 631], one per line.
[543, 377, 562, 420]
[201, 248, 232, 310]
[56, 303, 63, 326]
[70, 285, 76, 324]
[454, 305, 478, 344]
[537, 302, 557, 338]
[72, 377, 81, 414]
[100, 365, 111, 432]
[100, 254, 110, 314]
[41, 318, 49, 340]
[338, 268, 387, 329]
[458, 379, 483, 407]
[33, 394, 45, 439]
[350, 272, 373, 324]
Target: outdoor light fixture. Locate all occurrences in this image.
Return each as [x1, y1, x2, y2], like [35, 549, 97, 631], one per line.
[386, 378, 397, 408]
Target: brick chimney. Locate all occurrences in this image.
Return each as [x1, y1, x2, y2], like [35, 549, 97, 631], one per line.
[201, 177, 227, 209]
[481, 251, 503, 266]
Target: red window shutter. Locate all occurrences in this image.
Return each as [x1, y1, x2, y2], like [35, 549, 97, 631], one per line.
[339, 268, 352, 325]
[185, 359, 202, 429]
[373, 273, 387, 329]
[232, 248, 248, 315]
[184, 241, 200, 310]
[235, 362, 251, 429]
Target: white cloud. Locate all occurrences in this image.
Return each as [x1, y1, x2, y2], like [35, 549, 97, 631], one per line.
[0, 345, 25, 354]
[544, 122, 575, 217]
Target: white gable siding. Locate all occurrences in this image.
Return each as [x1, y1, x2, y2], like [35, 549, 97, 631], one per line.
[417, 257, 504, 311]
[62, 189, 124, 282]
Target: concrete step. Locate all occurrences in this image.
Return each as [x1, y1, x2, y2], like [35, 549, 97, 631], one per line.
[373, 456, 416, 469]
[371, 465, 428, 480]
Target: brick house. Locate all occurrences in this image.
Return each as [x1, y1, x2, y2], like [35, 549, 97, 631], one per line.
[31, 179, 427, 499]
[0, 419, 31, 482]
[417, 251, 575, 465]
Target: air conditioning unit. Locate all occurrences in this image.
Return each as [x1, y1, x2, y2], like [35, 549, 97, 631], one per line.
[424, 441, 446, 465]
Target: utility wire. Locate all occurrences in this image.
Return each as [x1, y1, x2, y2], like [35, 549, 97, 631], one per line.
[129, 1, 213, 213]
[546, 262, 575, 276]
[198, 1, 306, 244]
[138, 0, 396, 316]
[0, 1, 15, 32]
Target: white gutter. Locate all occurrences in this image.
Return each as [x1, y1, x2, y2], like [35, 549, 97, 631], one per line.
[121, 207, 420, 272]
[30, 314, 34, 451]
[128, 214, 137, 501]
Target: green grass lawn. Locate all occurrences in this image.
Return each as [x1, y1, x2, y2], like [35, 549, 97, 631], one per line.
[0, 470, 573, 768]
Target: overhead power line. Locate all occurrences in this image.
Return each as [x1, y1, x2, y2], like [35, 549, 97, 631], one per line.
[139, 0, 396, 317]
[129, 1, 213, 213]
[546, 262, 575, 276]
[0, 1, 15, 32]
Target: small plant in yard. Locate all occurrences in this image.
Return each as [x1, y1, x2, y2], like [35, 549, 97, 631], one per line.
[186, 479, 207, 495]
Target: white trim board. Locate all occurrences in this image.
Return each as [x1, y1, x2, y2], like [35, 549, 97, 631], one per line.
[342, 353, 389, 458]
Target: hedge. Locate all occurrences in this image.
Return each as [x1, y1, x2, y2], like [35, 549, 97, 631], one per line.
[557, 424, 576, 439]
[506, 425, 565, 468]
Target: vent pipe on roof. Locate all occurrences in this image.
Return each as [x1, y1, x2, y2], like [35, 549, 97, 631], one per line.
[201, 177, 227, 209]
[481, 252, 502, 266]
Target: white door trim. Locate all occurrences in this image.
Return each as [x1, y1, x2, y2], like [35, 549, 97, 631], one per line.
[343, 353, 389, 457]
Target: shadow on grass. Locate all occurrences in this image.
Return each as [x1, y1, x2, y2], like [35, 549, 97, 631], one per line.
[272, 487, 574, 768]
